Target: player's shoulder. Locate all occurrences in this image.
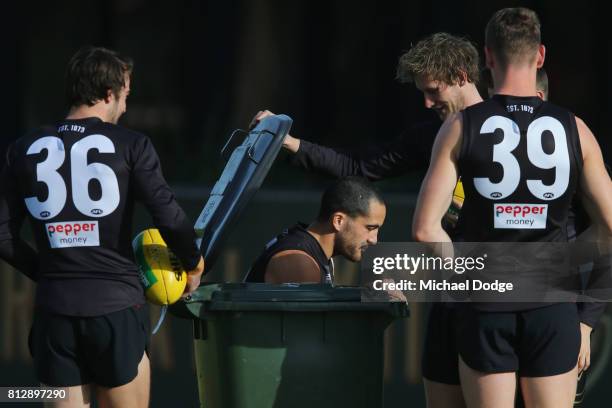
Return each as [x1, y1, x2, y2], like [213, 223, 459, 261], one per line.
[7, 124, 58, 156]
[267, 249, 321, 273]
[461, 99, 500, 127]
[463, 98, 500, 116]
[537, 101, 584, 140]
[439, 111, 464, 133]
[573, 114, 597, 153]
[537, 100, 574, 118]
[94, 121, 149, 143]
[17, 124, 57, 143]
[92, 121, 155, 157]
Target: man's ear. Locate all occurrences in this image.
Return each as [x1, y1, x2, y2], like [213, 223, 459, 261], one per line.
[332, 212, 346, 232]
[458, 70, 468, 87]
[484, 46, 494, 69]
[536, 44, 545, 68]
[103, 89, 114, 104]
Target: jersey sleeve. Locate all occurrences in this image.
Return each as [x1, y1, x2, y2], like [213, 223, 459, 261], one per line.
[0, 144, 39, 281]
[131, 136, 200, 271]
[290, 123, 437, 180]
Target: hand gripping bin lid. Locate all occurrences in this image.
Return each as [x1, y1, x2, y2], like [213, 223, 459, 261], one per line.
[172, 283, 409, 408]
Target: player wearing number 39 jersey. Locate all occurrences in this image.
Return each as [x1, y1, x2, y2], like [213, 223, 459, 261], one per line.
[413, 8, 612, 408]
[457, 95, 581, 242]
[0, 47, 204, 408]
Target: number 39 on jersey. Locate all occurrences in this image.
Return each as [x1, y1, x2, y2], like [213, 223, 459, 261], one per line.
[473, 115, 570, 202]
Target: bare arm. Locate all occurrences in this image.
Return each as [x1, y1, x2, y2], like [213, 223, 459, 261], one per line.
[264, 250, 322, 283]
[412, 113, 463, 243]
[573, 117, 612, 371]
[283, 134, 301, 153]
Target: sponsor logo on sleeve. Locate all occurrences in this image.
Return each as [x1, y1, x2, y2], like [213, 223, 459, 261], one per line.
[494, 204, 548, 229]
[46, 221, 100, 248]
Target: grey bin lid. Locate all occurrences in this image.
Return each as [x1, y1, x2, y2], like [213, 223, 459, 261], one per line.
[195, 115, 293, 278]
[169, 283, 409, 319]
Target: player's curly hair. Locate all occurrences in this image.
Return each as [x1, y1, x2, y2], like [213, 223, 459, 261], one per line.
[396, 32, 480, 85]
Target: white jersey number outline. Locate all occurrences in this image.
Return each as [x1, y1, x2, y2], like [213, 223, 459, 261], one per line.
[474, 115, 570, 201]
[25, 134, 120, 220]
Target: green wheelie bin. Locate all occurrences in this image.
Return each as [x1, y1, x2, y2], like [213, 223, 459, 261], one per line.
[171, 282, 409, 408]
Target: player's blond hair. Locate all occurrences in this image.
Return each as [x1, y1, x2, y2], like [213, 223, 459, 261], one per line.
[396, 32, 480, 85]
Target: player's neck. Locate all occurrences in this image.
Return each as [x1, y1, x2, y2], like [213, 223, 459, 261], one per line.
[493, 65, 538, 97]
[66, 103, 112, 123]
[463, 83, 484, 107]
[306, 223, 334, 260]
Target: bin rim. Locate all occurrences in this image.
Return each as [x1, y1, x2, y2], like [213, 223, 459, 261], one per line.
[169, 282, 409, 319]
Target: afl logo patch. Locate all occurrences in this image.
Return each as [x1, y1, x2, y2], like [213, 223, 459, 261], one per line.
[91, 208, 103, 215]
[543, 192, 554, 199]
[490, 192, 502, 199]
[40, 211, 51, 218]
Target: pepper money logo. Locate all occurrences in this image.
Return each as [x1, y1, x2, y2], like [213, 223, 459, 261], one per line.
[46, 221, 100, 248]
[494, 203, 548, 229]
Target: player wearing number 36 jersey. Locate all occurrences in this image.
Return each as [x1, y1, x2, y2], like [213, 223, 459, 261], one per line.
[0, 46, 204, 408]
[3, 120, 202, 315]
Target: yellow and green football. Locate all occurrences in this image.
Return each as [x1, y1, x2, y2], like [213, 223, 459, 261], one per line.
[132, 228, 186, 305]
[447, 179, 465, 218]
[453, 179, 465, 204]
